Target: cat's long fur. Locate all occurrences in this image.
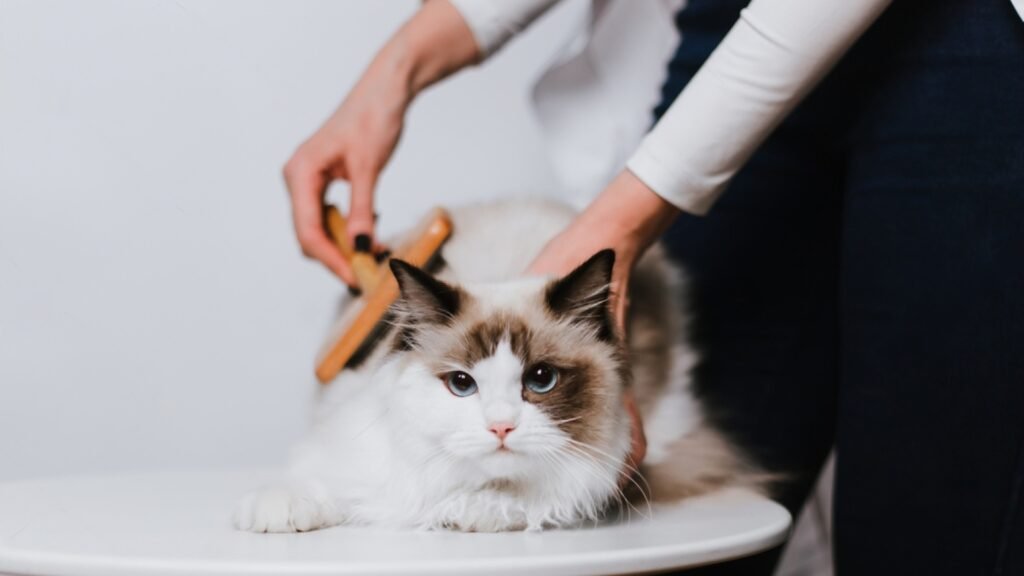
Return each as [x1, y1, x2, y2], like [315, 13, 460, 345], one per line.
[234, 199, 761, 533]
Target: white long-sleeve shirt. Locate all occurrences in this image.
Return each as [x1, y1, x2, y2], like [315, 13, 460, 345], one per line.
[450, 0, 1024, 215]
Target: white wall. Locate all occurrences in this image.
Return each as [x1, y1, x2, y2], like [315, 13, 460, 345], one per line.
[0, 0, 583, 481]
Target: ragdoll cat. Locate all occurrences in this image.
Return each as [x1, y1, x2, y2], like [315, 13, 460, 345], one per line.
[234, 199, 760, 533]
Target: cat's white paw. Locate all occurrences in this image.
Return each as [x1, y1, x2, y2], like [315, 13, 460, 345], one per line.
[435, 490, 529, 532]
[233, 484, 338, 533]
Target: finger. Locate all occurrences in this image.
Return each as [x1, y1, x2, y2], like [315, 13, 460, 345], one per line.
[614, 295, 629, 336]
[346, 170, 378, 251]
[373, 240, 391, 263]
[619, 388, 648, 491]
[611, 271, 631, 337]
[302, 217, 357, 287]
[286, 162, 357, 286]
[624, 389, 647, 467]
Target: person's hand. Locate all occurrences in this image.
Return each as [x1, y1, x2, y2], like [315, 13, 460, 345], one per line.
[527, 170, 678, 328]
[283, 0, 480, 286]
[527, 169, 679, 485]
[283, 62, 408, 286]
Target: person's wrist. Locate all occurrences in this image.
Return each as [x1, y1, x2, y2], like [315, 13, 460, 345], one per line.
[585, 170, 680, 257]
[354, 1, 481, 116]
[366, 39, 419, 109]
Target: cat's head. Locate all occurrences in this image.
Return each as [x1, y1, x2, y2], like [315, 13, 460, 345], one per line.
[384, 250, 631, 487]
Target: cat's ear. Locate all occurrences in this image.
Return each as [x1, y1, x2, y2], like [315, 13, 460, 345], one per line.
[545, 249, 616, 337]
[389, 259, 462, 324]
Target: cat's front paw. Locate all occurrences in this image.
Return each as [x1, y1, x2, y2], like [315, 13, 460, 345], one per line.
[436, 491, 529, 532]
[233, 484, 338, 533]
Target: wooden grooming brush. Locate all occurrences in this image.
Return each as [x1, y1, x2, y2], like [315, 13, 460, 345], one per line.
[315, 206, 453, 384]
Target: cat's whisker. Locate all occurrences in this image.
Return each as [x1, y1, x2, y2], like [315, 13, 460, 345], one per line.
[561, 443, 653, 522]
[564, 437, 652, 497]
[537, 450, 603, 525]
[546, 416, 584, 427]
[416, 451, 462, 502]
[559, 446, 642, 524]
[564, 441, 652, 510]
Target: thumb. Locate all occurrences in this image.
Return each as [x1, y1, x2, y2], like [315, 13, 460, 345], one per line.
[347, 171, 377, 251]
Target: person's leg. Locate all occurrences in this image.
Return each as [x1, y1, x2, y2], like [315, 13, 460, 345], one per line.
[836, 1, 1024, 573]
[663, 121, 844, 518]
[654, 2, 848, 573]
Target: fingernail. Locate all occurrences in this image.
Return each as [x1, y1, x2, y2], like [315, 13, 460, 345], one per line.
[354, 234, 371, 253]
[374, 249, 392, 263]
[348, 286, 362, 297]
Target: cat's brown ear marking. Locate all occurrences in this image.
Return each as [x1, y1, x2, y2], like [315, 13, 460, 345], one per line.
[389, 259, 462, 325]
[544, 249, 616, 340]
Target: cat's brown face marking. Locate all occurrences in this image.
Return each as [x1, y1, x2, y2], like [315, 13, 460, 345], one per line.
[456, 314, 533, 367]
[521, 360, 602, 445]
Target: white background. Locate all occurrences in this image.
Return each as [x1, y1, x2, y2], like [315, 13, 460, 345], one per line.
[0, 0, 582, 482]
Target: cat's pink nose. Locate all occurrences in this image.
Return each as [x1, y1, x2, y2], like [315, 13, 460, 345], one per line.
[488, 422, 516, 441]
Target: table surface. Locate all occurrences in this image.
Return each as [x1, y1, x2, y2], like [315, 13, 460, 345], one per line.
[0, 470, 790, 576]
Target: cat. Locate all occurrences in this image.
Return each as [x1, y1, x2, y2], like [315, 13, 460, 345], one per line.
[234, 198, 761, 533]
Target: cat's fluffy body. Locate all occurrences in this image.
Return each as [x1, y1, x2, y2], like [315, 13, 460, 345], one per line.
[235, 199, 753, 533]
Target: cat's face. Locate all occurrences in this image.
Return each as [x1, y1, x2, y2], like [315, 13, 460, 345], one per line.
[385, 251, 631, 483]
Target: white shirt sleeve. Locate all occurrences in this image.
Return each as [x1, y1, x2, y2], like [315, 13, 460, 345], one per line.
[626, 0, 891, 215]
[447, 0, 561, 57]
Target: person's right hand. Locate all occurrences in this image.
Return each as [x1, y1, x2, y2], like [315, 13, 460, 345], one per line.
[283, 66, 409, 287]
[282, 1, 481, 287]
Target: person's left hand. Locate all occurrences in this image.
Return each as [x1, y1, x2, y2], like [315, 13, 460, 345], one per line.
[526, 169, 679, 488]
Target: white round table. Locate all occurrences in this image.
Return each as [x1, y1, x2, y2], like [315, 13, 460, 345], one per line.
[0, 470, 790, 576]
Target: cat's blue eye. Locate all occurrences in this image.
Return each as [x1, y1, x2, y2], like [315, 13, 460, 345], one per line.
[523, 364, 558, 394]
[444, 371, 478, 397]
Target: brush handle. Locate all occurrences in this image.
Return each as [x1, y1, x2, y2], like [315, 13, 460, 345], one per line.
[324, 206, 355, 261]
[315, 208, 453, 384]
[350, 253, 382, 293]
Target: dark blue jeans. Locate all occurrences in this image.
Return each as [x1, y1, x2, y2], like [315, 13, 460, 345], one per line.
[657, 1, 1024, 574]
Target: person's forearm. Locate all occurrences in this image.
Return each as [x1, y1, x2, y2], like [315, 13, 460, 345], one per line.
[627, 0, 891, 215]
[369, 0, 481, 106]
